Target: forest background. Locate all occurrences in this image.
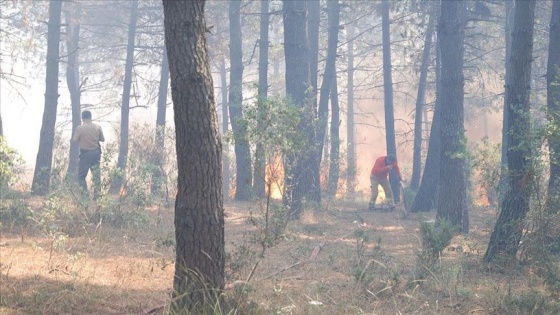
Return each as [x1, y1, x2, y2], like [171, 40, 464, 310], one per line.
[1, 0, 560, 314]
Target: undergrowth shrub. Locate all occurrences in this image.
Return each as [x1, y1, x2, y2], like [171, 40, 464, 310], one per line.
[415, 219, 455, 279]
[350, 231, 401, 298]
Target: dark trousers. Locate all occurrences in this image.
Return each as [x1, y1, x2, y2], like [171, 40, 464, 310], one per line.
[78, 148, 101, 199]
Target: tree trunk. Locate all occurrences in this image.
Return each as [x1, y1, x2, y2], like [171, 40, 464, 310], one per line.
[306, 0, 321, 203]
[110, 0, 138, 194]
[282, 0, 313, 218]
[308, 0, 320, 109]
[327, 77, 340, 197]
[31, 0, 62, 195]
[546, 0, 560, 213]
[151, 46, 169, 196]
[229, 0, 253, 201]
[220, 58, 231, 199]
[484, 0, 536, 262]
[499, 0, 514, 202]
[410, 27, 442, 213]
[253, 0, 270, 198]
[162, 0, 225, 312]
[64, 1, 81, 182]
[381, 0, 399, 202]
[410, 5, 435, 190]
[346, 22, 356, 197]
[436, 0, 468, 233]
[317, 0, 340, 198]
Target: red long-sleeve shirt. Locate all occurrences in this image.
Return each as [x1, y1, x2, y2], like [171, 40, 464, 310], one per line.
[371, 156, 401, 179]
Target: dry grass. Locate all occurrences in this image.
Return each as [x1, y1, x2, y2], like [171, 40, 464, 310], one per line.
[1, 194, 559, 314]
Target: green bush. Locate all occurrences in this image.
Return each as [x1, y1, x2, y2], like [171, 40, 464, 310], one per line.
[415, 219, 455, 279]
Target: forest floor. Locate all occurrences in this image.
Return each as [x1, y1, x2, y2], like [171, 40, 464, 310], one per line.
[1, 194, 559, 314]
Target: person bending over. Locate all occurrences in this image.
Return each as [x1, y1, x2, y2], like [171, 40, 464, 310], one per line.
[369, 154, 402, 210]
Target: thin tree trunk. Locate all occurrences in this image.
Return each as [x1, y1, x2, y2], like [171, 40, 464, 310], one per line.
[163, 0, 225, 312]
[317, 0, 340, 185]
[381, 0, 399, 202]
[65, 1, 81, 182]
[410, 29, 442, 213]
[254, 0, 270, 198]
[410, 6, 435, 190]
[484, 0, 536, 261]
[229, 0, 252, 200]
[151, 46, 169, 196]
[31, 0, 63, 195]
[346, 22, 356, 197]
[220, 58, 230, 199]
[327, 77, 340, 197]
[110, 0, 138, 194]
[546, 0, 560, 213]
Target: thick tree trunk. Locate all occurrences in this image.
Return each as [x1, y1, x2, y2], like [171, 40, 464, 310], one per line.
[151, 46, 169, 196]
[31, 0, 62, 195]
[282, 0, 313, 218]
[253, 0, 270, 198]
[436, 0, 468, 233]
[381, 0, 399, 202]
[410, 6, 435, 190]
[346, 23, 356, 197]
[65, 1, 81, 182]
[546, 0, 560, 213]
[484, 0, 536, 261]
[229, 0, 253, 201]
[110, 0, 138, 194]
[162, 0, 225, 312]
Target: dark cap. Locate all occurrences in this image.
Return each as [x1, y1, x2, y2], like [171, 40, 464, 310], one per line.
[386, 154, 396, 163]
[82, 110, 92, 119]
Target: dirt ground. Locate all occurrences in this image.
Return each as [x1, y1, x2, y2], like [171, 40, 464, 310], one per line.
[0, 195, 558, 314]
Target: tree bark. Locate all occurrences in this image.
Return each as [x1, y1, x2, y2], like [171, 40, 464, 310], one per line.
[317, 0, 340, 198]
[31, 0, 63, 195]
[436, 0, 468, 233]
[220, 58, 231, 199]
[254, 0, 270, 198]
[151, 46, 169, 196]
[410, 23, 442, 213]
[64, 1, 82, 182]
[327, 77, 340, 196]
[229, 0, 253, 201]
[410, 5, 435, 190]
[282, 0, 313, 218]
[484, 0, 536, 261]
[162, 0, 225, 312]
[499, 0, 514, 202]
[381, 0, 399, 202]
[110, 0, 138, 194]
[546, 0, 560, 213]
[346, 22, 356, 197]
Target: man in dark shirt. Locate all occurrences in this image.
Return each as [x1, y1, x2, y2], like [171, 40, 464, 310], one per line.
[72, 110, 105, 200]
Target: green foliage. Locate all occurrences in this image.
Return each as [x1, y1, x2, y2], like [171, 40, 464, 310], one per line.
[0, 197, 31, 229]
[243, 96, 305, 158]
[470, 138, 502, 207]
[415, 219, 455, 279]
[0, 136, 24, 191]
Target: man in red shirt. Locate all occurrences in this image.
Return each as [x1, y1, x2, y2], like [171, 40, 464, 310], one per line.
[369, 154, 402, 210]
